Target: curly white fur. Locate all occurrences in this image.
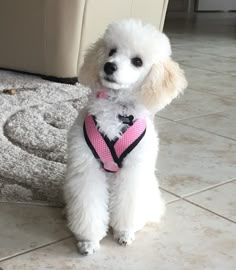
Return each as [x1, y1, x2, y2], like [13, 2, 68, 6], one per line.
[64, 19, 187, 255]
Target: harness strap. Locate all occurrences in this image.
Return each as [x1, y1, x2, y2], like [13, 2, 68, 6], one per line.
[83, 114, 146, 173]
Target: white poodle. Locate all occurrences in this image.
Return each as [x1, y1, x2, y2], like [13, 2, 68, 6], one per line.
[64, 19, 187, 255]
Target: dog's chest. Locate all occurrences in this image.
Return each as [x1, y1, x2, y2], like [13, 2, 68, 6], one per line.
[89, 100, 137, 140]
[97, 110, 134, 140]
[88, 97, 147, 140]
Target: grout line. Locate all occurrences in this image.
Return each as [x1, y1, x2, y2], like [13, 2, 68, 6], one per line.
[160, 107, 236, 122]
[187, 87, 236, 101]
[177, 63, 236, 77]
[159, 188, 182, 205]
[157, 113, 236, 143]
[162, 183, 236, 223]
[181, 178, 236, 198]
[156, 115, 172, 121]
[172, 46, 236, 60]
[173, 120, 236, 142]
[0, 236, 73, 263]
[173, 106, 236, 121]
[182, 198, 236, 224]
[166, 198, 182, 205]
[160, 178, 236, 201]
[160, 187, 182, 199]
[156, 118, 174, 125]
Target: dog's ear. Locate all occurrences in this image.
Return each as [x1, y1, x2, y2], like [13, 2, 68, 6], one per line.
[139, 58, 187, 113]
[79, 39, 105, 89]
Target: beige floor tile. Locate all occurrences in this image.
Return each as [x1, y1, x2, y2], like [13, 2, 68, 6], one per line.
[173, 49, 236, 75]
[0, 204, 70, 260]
[187, 181, 236, 222]
[157, 122, 236, 196]
[183, 66, 236, 100]
[181, 109, 236, 141]
[172, 41, 236, 58]
[165, 13, 236, 47]
[1, 200, 236, 270]
[155, 116, 172, 125]
[169, 33, 235, 46]
[158, 89, 236, 121]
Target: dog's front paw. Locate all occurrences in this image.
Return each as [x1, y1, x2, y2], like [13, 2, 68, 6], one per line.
[113, 231, 135, 246]
[77, 240, 100, 255]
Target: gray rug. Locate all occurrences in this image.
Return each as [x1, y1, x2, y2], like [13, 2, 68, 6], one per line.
[0, 70, 89, 205]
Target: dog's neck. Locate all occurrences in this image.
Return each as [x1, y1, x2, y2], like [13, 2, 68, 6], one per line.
[87, 86, 150, 134]
[95, 86, 136, 107]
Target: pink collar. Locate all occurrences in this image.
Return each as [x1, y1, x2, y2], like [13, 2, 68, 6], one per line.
[96, 89, 108, 99]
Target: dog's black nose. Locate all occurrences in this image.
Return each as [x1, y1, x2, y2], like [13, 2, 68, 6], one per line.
[104, 62, 117, 75]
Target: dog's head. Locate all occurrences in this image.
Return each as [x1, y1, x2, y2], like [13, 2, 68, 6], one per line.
[79, 19, 187, 112]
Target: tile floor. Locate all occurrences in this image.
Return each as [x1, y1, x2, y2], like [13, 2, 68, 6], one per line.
[1, 12, 236, 270]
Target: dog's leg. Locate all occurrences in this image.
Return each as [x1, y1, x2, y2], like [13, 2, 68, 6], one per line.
[64, 139, 109, 255]
[113, 230, 135, 246]
[109, 165, 165, 246]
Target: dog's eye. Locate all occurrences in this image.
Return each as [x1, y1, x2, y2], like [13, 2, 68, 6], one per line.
[131, 57, 143, 67]
[109, 48, 117, 57]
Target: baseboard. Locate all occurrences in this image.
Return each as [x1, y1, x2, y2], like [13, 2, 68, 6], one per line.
[0, 68, 78, 85]
[41, 75, 78, 85]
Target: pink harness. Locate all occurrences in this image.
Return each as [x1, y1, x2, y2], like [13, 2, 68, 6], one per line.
[83, 91, 146, 172]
